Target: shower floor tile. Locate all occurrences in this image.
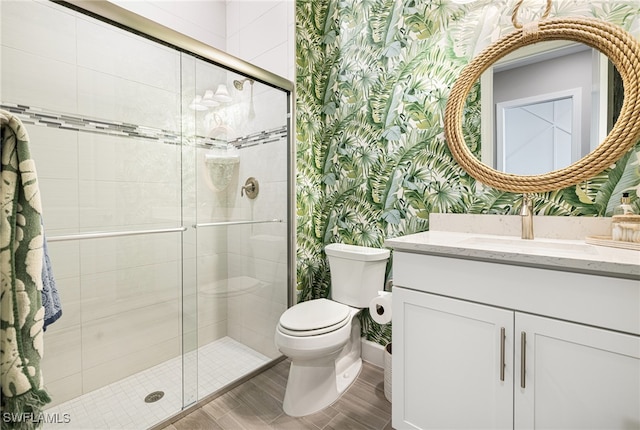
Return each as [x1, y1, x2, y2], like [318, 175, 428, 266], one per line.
[43, 337, 270, 430]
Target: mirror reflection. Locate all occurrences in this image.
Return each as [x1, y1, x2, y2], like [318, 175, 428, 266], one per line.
[479, 41, 622, 175]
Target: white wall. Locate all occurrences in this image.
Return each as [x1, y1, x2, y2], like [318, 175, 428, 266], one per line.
[109, 0, 296, 82]
[109, 0, 227, 51]
[226, 0, 295, 81]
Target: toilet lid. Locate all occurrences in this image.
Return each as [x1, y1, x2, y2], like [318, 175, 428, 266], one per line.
[279, 298, 351, 332]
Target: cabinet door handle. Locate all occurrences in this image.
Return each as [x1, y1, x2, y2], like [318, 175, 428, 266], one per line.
[499, 327, 506, 382]
[520, 331, 526, 389]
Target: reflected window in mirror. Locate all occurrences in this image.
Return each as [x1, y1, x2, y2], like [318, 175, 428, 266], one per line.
[479, 41, 622, 175]
[498, 92, 577, 175]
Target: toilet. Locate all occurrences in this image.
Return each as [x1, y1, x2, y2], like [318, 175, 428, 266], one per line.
[275, 243, 390, 417]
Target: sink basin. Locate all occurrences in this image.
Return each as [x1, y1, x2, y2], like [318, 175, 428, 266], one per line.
[459, 236, 599, 256]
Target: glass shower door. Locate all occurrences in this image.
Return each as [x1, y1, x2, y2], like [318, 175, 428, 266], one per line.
[182, 54, 290, 402]
[1, 2, 292, 427]
[0, 2, 188, 427]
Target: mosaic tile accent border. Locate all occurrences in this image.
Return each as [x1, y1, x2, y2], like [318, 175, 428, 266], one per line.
[1, 102, 185, 145]
[1, 103, 287, 149]
[228, 127, 288, 148]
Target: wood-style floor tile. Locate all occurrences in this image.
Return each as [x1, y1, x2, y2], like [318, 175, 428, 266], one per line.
[269, 413, 322, 430]
[324, 412, 373, 430]
[172, 408, 223, 430]
[343, 377, 391, 414]
[303, 405, 340, 429]
[200, 391, 241, 420]
[217, 401, 274, 429]
[358, 362, 386, 388]
[248, 370, 287, 401]
[161, 359, 391, 430]
[232, 380, 284, 424]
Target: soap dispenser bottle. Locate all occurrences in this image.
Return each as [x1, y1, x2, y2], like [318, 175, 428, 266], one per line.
[611, 192, 640, 243]
[613, 192, 634, 215]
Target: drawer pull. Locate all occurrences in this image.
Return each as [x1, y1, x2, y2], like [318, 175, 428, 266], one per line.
[520, 331, 526, 389]
[499, 327, 506, 382]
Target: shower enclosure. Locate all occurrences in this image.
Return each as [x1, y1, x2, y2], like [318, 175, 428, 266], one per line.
[0, 1, 293, 428]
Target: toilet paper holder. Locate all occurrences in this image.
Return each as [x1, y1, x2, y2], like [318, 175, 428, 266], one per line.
[377, 279, 393, 314]
[369, 290, 393, 325]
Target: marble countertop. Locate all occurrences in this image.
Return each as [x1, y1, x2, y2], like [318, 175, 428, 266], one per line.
[385, 230, 640, 280]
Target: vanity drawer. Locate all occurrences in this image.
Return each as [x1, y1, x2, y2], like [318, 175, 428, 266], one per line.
[393, 251, 640, 335]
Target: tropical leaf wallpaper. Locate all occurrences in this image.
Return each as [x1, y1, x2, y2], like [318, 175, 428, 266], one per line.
[295, 0, 640, 346]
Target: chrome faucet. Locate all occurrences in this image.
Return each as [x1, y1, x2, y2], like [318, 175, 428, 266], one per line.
[521, 194, 534, 240]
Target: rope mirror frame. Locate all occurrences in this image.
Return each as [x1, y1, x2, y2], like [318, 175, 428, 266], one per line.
[444, 10, 640, 193]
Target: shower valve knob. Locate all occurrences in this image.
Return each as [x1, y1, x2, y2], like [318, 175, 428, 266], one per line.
[241, 177, 259, 199]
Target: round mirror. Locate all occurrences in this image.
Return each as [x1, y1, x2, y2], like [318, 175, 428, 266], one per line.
[444, 17, 640, 193]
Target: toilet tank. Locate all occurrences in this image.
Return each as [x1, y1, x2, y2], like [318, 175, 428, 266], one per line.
[325, 243, 390, 308]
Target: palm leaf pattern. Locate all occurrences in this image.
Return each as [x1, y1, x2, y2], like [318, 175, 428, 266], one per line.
[296, 0, 640, 346]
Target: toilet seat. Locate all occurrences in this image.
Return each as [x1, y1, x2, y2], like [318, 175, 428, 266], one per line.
[278, 299, 352, 337]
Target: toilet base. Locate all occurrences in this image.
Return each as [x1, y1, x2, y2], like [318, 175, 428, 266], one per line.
[336, 356, 362, 395]
[282, 355, 362, 417]
[282, 320, 362, 417]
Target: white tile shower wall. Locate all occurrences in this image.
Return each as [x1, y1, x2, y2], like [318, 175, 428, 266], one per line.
[80, 300, 180, 393]
[1, 1, 183, 130]
[76, 18, 180, 92]
[0, 1, 78, 113]
[196, 145, 231, 347]
[1, 1, 77, 63]
[80, 235, 181, 275]
[77, 67, 181, 132]
[26, 126, 80, 234]
[75, 16, 181, 131]
[27, 122, 83, 407]
[79, 257, 180, 324]
[226, 139, 288, 359]
[39, 242, 82, 407]
[1, 45, 78, 115]
[77, 133, 181, 230]
[230, 83, 289, 139]
[226, 0, 295, 81]
[108, 0, 227, 52]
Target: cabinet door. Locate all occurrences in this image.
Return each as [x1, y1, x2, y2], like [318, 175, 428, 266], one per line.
[393, 287, 514, 430]
[515, 313, 640, 429]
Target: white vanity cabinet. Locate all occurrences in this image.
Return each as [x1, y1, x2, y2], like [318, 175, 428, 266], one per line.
[393, 287, 514, 429]
[515, 313, 639, 429]
[390, 248, 640, 430]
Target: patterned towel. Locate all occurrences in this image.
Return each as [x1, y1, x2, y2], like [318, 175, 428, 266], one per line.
[1, 109, 51, 429]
